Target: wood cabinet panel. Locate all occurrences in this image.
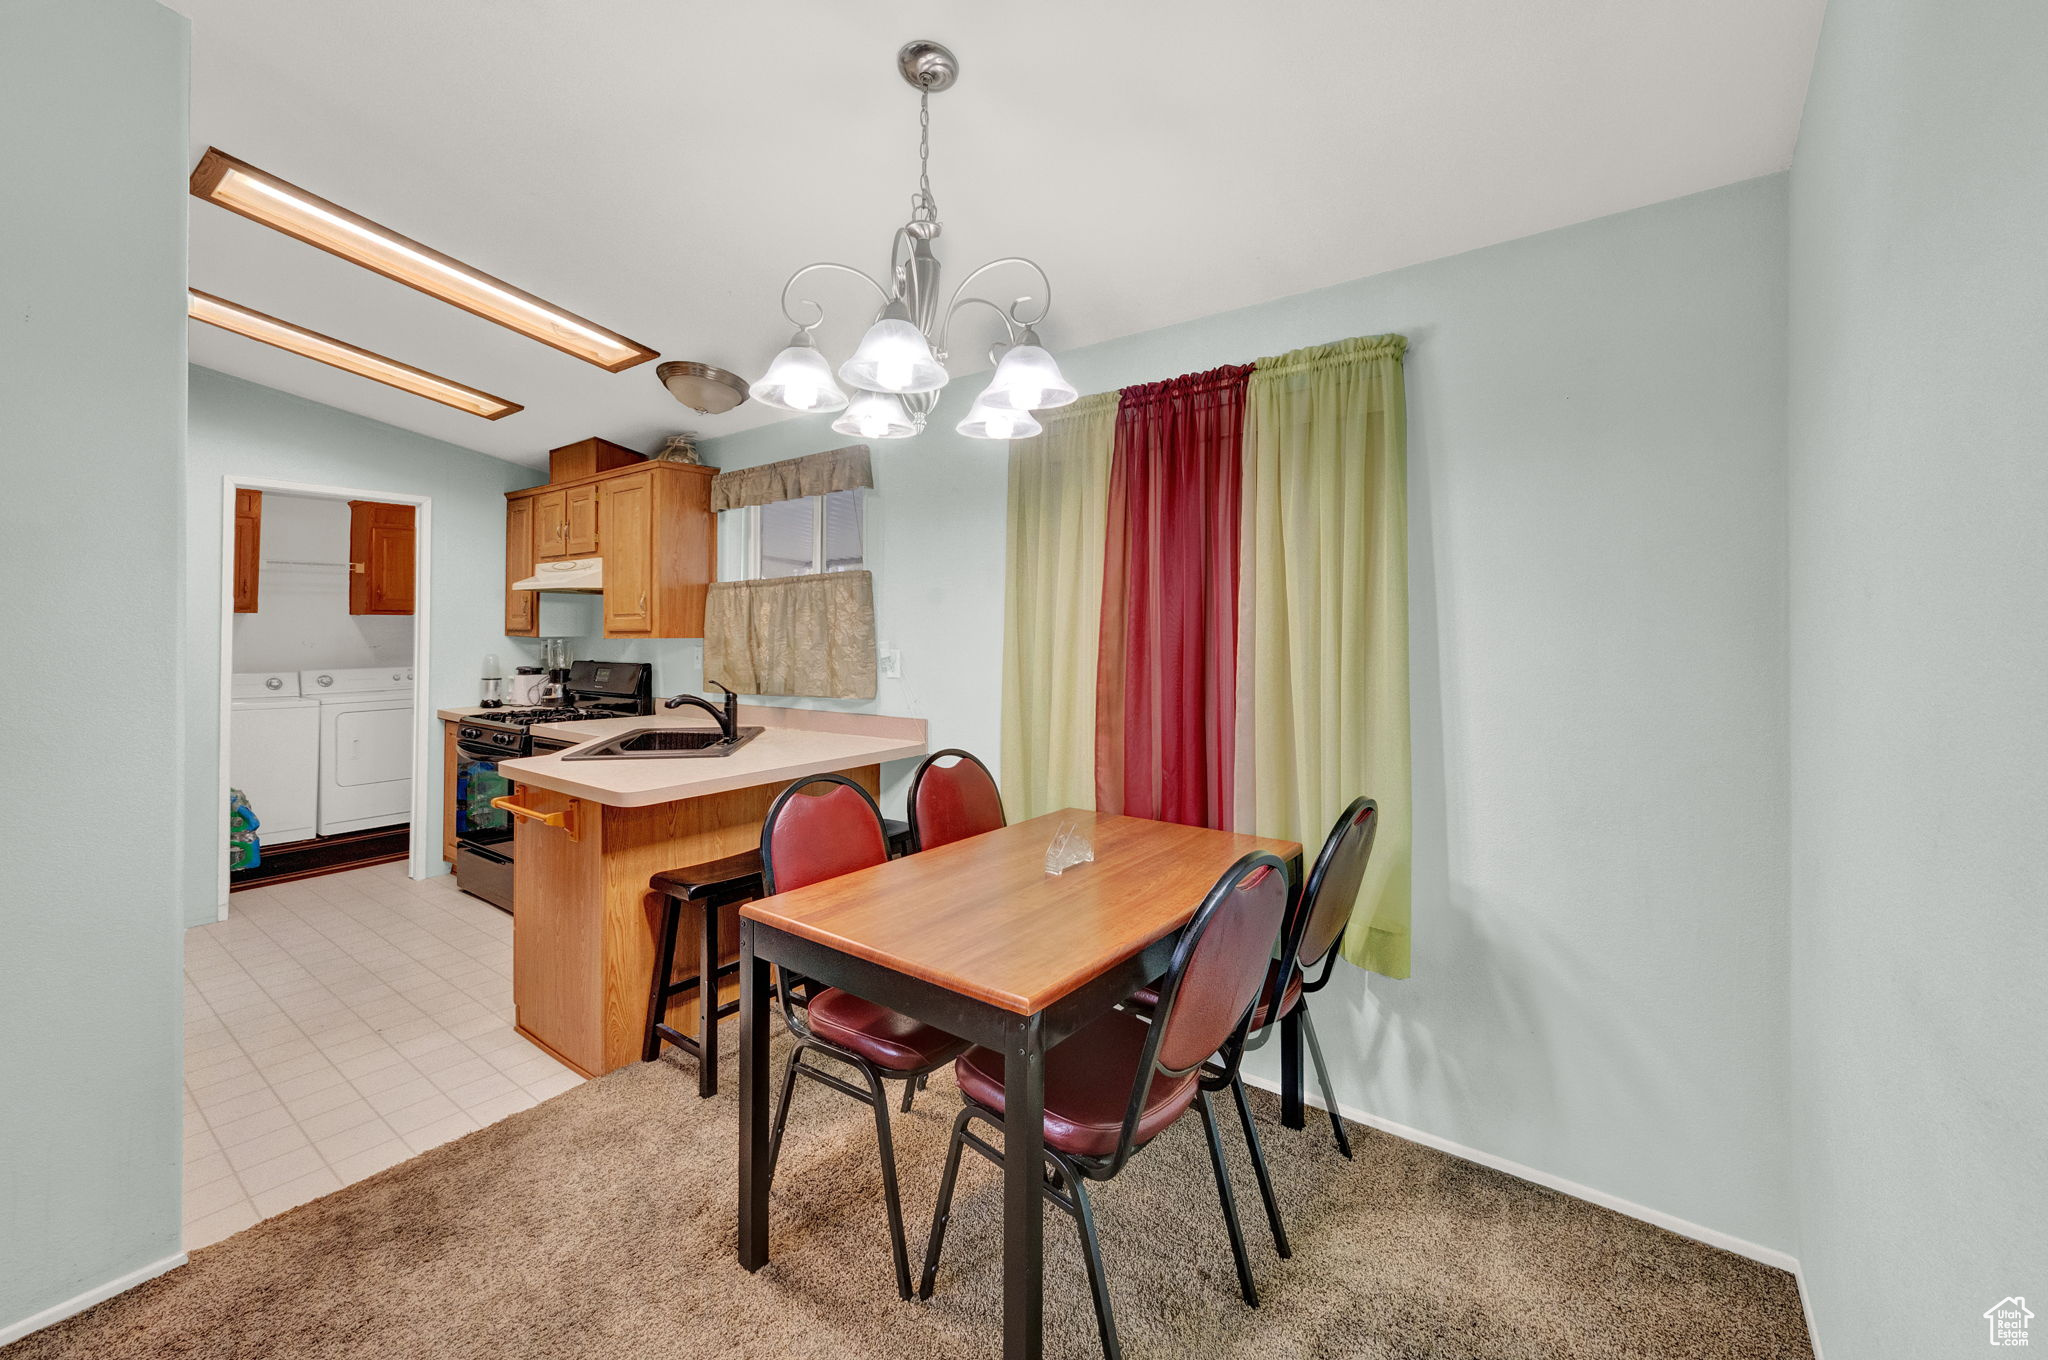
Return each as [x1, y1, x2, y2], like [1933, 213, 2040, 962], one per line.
[564, 482, 600, 557]
[348, 500, 415, 615]
[504, 498, 537, 635]
[508, 765, 881, 1076]
[233, 488, 262, 613]
[600, 472, 653, 635]
[534, 489, 569, 561]
[441, 721, 460, 864]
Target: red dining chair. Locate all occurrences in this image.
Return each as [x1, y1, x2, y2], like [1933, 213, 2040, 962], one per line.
[1128, 797, 1379, 1260]
[759, 774, 971, 1300]
[905, 748, 1006, 851]
[918, 852, 1292, 1359]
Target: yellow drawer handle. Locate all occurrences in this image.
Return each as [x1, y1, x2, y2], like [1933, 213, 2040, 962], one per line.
[492, 795, 581, 841]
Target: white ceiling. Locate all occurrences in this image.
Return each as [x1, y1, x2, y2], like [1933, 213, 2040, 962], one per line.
[168, 0, 1825, 470]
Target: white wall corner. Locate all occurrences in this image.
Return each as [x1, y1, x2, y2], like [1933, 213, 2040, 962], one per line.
[0, 1252, 185, 1348]
[1238, 1072, 1802, 1274]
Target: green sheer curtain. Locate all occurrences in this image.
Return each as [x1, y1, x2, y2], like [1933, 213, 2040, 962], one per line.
[999, 392, 1119, 819]
[1237, 335, 1411, 977]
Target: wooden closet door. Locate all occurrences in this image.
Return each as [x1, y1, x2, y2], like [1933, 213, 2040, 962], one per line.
[348, 501, 416, 615]
[233, 488, 263, 613]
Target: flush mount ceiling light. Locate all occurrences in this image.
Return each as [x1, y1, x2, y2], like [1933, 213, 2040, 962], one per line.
[188, 290, 522, 420]
[190, 148, 657, 372]
[658, 361, 751, 414]
[748, 40, 1077, 439]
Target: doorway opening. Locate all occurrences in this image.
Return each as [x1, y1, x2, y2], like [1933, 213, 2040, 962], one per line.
[214, 477, 434, 914]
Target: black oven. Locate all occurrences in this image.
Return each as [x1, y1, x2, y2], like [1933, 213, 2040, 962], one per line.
[452, 660, 652, 913]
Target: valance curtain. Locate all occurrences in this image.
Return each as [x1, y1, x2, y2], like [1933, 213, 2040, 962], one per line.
[1238, 335, 1410, 976]
[1096, 366, 1252, 828]
[710, 443, 872, 512]
[999, 393, 1118, 819]
[703, 571, 879, 700]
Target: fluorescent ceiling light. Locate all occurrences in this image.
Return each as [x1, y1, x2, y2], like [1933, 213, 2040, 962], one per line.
[190, 148, 657, 372]
[188, 290, 523, 420]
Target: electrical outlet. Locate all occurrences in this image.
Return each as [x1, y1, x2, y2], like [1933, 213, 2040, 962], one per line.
[878, 643, 902, 679]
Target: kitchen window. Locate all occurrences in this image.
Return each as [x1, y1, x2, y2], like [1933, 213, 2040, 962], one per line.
[723, 488, 864, 580]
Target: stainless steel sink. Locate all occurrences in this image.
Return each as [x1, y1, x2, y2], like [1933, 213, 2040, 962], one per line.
[558, 726, 764, 759]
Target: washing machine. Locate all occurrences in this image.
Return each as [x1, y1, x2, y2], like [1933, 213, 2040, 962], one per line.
[230, 671, 320, 847]
[303, 666, 415, 836]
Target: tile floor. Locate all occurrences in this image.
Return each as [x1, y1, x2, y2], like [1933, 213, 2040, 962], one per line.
[182, 862, 582, 1249]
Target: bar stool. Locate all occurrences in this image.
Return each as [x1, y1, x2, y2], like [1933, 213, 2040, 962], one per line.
[644, 817, 912, 1096]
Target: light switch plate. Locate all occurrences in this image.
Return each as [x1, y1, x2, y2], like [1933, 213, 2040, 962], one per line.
[878, 642, 902, 679]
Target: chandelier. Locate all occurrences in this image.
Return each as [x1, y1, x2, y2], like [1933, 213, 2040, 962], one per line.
[747, 40, 1077, 441]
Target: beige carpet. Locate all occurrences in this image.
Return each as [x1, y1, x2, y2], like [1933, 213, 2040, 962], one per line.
[8, 1036, 1813, 1360]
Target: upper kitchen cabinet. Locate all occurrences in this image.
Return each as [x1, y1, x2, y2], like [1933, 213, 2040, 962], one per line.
[233, 488, 262, 613]
[348, 500, 416, 615]
[505, 497, 537, 636]
[504, 459, 714, 639]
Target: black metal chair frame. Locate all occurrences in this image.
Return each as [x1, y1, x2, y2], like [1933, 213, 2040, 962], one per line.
[758, 773, 966, 1301]
[919, 851, 1291, 1360]
[1216, 796, 1379, 1261]
[903, 747, 1007, 852]
[642, 821, 914, 1097]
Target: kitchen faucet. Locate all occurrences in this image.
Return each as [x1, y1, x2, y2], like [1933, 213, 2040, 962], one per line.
[662, 680, 739, 742]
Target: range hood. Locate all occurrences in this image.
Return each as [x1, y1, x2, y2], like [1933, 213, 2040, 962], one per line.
[512, 557, 604, 592]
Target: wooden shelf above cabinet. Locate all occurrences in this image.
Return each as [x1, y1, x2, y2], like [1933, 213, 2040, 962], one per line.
[505, 460, 714, 640]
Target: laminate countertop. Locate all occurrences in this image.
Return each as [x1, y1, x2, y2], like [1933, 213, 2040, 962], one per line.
[495, 705, 927, 808]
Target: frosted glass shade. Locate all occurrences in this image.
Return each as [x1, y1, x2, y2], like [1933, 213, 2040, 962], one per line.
[838, 317, 947, 394]
[977, 343, 1078, 411]
[957, 394, 1043, 441]
[751, 340, 848, 413]
[831, 388, 918, 439]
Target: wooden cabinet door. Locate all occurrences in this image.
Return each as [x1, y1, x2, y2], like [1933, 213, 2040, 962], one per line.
[232, 488, 262, 613]
[600, 473, 653, 635]
[441, 722, 460, 864]
[534, 489, 568, 561]
[505, 497, 537, 635]
[348, 500, 416, 615]
[564, 482, 601, 557]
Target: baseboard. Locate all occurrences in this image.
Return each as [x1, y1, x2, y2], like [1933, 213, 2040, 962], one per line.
[1796, 1269, 1826, 1360]
[0, 1252, 186, 1347]
[1238, 1072, 1801, 1274]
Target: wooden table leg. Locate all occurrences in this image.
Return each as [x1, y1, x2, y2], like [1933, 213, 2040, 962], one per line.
[1280, 1008, 1306, 1129]
[1003, 1014, 1046, 1360]
[738, 921, 771, 1271]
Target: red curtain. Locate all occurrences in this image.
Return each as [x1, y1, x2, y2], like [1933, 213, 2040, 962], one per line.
[1095, 364, 1251, 828]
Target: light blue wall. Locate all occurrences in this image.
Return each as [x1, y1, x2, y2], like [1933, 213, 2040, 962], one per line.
[0, 0, 191, 1335]
[659, 176, 1795, 1253]
[184, 367, 542, 926]
[1789, 1, 2048, 1352]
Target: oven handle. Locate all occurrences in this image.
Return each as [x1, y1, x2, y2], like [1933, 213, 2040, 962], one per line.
[491, 796, 581, 841]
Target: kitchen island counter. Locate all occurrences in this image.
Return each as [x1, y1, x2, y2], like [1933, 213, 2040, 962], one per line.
[499, 705, 926, 807]
[493, 703, 925, 1078]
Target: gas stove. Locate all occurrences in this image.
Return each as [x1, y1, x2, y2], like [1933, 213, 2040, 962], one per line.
[454, 660, 653, 757]
[475, 706, 628, 730]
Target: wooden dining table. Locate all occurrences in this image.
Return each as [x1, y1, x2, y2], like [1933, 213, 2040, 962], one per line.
[735, 808, 1302, 1360]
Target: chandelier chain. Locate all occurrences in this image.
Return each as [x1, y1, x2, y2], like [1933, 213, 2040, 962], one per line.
[912, 87, 937, 225]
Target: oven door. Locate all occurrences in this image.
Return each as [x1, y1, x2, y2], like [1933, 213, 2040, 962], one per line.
[453, 745, 516, 845]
